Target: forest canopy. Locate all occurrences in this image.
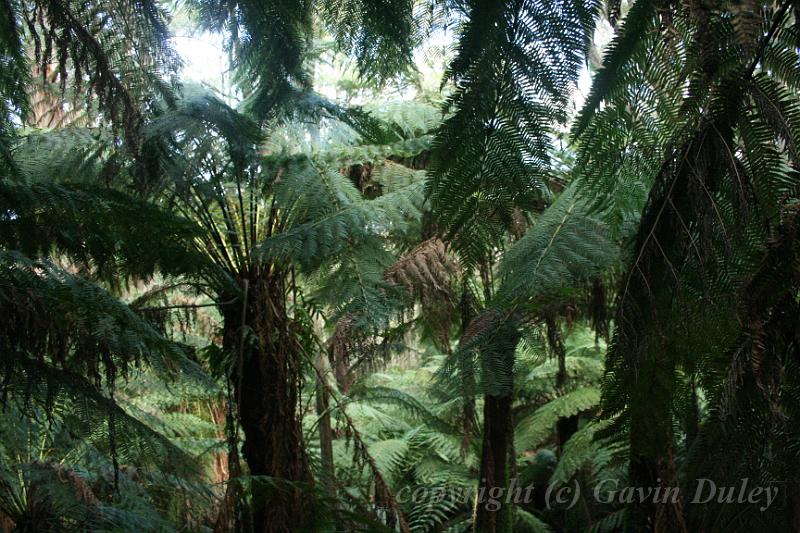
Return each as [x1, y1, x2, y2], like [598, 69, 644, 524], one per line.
[2, 0, 800, 532]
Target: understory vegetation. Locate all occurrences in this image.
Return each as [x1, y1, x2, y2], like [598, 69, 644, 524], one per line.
[2, 0, 800, 532]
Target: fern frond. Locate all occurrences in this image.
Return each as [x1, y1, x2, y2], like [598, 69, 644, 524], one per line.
[0, 180, 208, 284]
[0, 355, 200, 477]
[0, 251, 204, 381]
[550, 418, 614, 485]
[514, 387, 600, 452]
[318, 0, 415, 84]
[19, 0, 179, 156]
[515, 509, 553, 533]
[428, 0, 599, 264]
[495, 185, 617, 308]
[259, 157, 424, 270]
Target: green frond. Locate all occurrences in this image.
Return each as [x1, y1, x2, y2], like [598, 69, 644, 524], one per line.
[259, 157, 424, 270]
[193, 0, 312, 121]
[428, 0, 599, 263]
[549, 418, 614, 486]
[349, 385, 457, 434]
[276, 88, 397, 144]
[315, 136, 433, 168]
[0, 181, 208, 284]
[515, 509, 553, 533]
[0, 0, 29, 172]
[586, 509, 627, 533]
[368, 438, 409, 485]
[514, 387, 600, 452]
[18, 0, 179, 153]
[0, 251, 206, 382]
[319, 0, 415, 83]
[517, 356, 605, 399]
[571, 0, 659, 137]
[146, 85, 263, 159]
[0, 355, 200, 478]
[10, 128, 115, 184]
[495, 185, 617, 308]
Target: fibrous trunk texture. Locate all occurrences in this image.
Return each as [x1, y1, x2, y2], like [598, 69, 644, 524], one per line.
[475, 394, 514, 533]
[222, 276, 312, 533]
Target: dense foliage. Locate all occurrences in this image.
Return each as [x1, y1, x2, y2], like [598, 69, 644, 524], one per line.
[2, 0, 800, 532]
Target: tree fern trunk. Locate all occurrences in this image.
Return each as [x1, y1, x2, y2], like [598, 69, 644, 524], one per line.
[547, 316, 579, 454]
[222, 276, 312, 533]
[315, 369, 335, 488]
[627, 358, 684, 533]
[475, 394, 514, 533]
[475, 322, 519, 533]
[459, 280, 478, 452]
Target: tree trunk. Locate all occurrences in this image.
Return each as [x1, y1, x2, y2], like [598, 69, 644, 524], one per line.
[221, 276, 312, 533]
[475, 394, 514, 533]
[474, 322, 519, 533]
[459, 281, 478, 452]
[627, 356, 684, 533]
[547, 316, 578, 454]
[315, 368, 335, 488]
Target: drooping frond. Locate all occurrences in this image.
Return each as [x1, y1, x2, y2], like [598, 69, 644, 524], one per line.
[146, 85, 263, 161]
[495, 184, 617, 308]
[259, 156, 424, 270]
[193, 0, 312, 121]
[427, 0, 599, 265]
[0, 355, 200, 477]
[0, 251, 205, 381]
[13, 0, 179, 157]
[0, 180, 208, 284]
[318, 0, 415, 83]
[571, 0, 660, 138]
[0, 0, 28, 172]
[513, 386, 600, 452]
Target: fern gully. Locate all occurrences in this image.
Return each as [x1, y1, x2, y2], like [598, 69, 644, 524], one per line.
[3, 1, 800, 532]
